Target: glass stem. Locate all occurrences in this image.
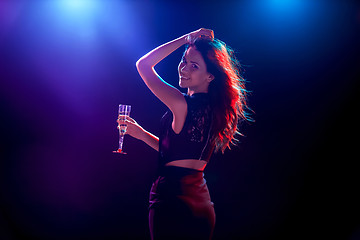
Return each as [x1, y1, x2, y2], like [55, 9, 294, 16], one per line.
[118, 133, 125, 150]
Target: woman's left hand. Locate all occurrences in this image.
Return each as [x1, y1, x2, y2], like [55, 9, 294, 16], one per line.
[117, 116, 145, 141]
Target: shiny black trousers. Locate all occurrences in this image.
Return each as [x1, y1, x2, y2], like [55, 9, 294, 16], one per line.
[149, 166, 215, 240]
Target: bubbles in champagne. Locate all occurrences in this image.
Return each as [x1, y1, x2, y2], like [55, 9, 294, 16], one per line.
[119, 124, 127, 135]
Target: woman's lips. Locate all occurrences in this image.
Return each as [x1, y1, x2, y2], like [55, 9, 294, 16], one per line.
[180, 76, 190, 80]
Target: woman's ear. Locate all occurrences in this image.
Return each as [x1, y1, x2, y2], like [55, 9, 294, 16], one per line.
[207, 73, 215, 83]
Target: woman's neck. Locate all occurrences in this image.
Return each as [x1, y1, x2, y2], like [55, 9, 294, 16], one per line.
[187, 89, 208, 96]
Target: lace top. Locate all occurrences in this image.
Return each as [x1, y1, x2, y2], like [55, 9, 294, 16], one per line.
[158, 93, 215, 167]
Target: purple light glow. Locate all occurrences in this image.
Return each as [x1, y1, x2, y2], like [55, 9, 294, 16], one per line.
[1, 0, 358, 239]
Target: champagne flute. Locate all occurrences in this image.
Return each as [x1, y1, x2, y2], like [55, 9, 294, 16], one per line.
[113, 104, 131, 154]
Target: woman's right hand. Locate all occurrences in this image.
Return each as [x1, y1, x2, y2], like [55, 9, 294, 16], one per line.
[117, 116, 145, 141]
[185, 28, 214, 44]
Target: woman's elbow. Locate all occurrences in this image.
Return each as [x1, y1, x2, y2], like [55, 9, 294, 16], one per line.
[136, 58, 151, 72]
[135, 58, 142, 69]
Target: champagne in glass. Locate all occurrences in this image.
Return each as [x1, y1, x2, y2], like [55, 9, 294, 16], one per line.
[113, 104, 131, 154]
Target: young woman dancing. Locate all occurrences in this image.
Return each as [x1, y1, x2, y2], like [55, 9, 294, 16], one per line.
[118, 28, 251, 240]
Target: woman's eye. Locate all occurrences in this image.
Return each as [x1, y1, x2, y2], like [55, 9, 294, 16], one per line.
[192, 64, 198, 69]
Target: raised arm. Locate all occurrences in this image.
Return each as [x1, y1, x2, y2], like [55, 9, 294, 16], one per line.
[136, 28, 214, 133]
[136, 35, 188, 134]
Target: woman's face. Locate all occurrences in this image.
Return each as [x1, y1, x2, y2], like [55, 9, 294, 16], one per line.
[178, 46, 214, 94]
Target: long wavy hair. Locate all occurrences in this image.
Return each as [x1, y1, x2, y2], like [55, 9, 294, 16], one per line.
[186, 38, 253, 153]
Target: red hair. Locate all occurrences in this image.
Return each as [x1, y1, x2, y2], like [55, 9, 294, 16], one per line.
[187, 38, 252, 153]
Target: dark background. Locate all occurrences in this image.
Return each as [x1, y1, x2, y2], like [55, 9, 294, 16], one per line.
[1, 0, 359, 239]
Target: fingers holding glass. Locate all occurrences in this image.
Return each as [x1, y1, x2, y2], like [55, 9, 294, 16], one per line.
[117, 115, 128, 134]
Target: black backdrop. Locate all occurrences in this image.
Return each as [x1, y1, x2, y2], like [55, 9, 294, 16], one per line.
[1, 0, 359, 239]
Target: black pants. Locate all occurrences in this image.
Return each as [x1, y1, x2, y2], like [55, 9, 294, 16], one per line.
[149, 166, 215, 240]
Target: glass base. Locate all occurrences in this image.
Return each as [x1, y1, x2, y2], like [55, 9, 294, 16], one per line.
[112, 149, 127, 154]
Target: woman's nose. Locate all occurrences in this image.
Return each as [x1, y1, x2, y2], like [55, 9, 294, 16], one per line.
[181, 64, 188, 73]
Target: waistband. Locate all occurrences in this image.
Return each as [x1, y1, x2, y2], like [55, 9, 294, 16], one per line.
[158, 165, 204, 179]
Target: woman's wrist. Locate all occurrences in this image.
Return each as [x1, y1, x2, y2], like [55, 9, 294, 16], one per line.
[171, 34, 188, 49]
[139, 129, 159, 151]
[138, 128, 148, 142]
[180, 34, 190, 45]
[182, 33, 192, 45]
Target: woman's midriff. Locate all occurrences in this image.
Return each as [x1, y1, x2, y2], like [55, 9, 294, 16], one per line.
[165, 159, 207, 171]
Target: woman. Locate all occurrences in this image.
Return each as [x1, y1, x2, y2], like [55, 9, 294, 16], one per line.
[119, 28, 251, 240]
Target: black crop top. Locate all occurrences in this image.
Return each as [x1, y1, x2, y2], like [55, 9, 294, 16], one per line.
[158, 93, 215, 167]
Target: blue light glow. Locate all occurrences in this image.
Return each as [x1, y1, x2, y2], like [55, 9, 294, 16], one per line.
[55, 0, 99, 25]
[60, 0, 97, 12]
[267, 0, 303, 12]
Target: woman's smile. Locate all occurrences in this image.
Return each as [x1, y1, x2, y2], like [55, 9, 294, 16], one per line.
[179, 75, 190, 80]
